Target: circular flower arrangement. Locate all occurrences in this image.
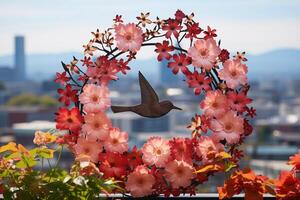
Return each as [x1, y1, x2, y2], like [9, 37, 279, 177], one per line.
[55, 10, 259, 197]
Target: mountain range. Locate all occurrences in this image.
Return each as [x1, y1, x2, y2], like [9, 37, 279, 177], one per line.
[0, 49, 299, 82]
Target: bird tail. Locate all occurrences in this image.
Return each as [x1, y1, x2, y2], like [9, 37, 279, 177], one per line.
[111, 106, 132, 113]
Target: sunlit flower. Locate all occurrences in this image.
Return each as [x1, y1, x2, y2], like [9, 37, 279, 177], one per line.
[81, 112, 111, 141]
[115, 23, 143, 52]
[104, 128, 128, 154]
[200, 90, 228, 118]
[126, 165, 155, 197]
[219, 59, 248, 89]
[33, 131, 57, 146]
[196, 136, 223, 164]
[187, 114, 209, 137]
[165, 160, 195, 189]
[141, 137, 171, 167]
[210, 111, 244, 144]
[79, 83, 111, 113]
[136, 12, 152, 27]
[73, 138, 103, 163]
[188, 38, 221, 71]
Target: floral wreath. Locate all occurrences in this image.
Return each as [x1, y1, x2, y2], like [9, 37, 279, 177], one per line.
[53, 10, 300, 199]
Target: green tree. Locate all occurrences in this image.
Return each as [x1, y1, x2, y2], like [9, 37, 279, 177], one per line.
[6, 93, 58, 107]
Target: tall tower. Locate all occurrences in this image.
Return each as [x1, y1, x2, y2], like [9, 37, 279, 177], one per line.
[14, 36, 26, 81]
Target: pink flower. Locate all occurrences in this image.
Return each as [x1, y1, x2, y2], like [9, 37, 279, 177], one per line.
[165, 160, 195, 189]
[141, 137, 171, 167]
[73, 137, 103, 163]
[219, 59, 248, 89]
[104, 128, 128, 154]
[81, 112, 111, 141]
[79, 84, 111, 113]
[196, 136, 223, 164]
[115, 23, 143, 52]
[200, 90, 228, 118]
[126, 165, 155, 197]
[188, 38, 221, 71]
[210, 111, 244, 144]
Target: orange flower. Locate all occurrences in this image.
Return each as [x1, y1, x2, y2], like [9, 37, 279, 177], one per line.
[288, 150, 300, 172]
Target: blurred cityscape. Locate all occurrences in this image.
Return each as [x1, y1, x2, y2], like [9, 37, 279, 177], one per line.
[0, 36, 300, 192]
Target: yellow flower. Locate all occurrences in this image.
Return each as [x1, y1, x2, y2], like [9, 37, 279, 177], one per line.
[33, 131, 57, 146]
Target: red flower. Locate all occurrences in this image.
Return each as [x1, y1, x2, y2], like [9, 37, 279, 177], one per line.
[275, 170, 300, 199]
[169, 138, 194, 164]
[126, 146, 143, 170]
[185, 22, 202, 39]
[155, 40, 174, 61]
[55, 72, 70, 85]
[246, 107, 256, 118]
[99, 152, 128, 179]
[162, 19, 183, 38]
[175, 10, 185, 21]
[186, 71, 212, 95]
[243, 119, 253, 136]
[219, 49, 230, 63]
[227, 91, 252, 113]
[117, 59, 131, 75]
[168, 53, 191, 75]
[57, 84, 78, 106]
[288, 151, 300, 172]
[204, 26, 217, 39]
[55, 107, 83, 133]
[80, 56, 93, 67]
[113, 14, 123, 23]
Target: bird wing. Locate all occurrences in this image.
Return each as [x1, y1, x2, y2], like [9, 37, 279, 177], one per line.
[139, 71, 159, 104]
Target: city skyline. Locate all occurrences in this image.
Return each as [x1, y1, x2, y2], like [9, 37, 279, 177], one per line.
[0, 0, 300, 60]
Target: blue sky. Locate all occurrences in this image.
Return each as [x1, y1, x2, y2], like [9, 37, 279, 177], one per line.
[1, 0, 300, 59]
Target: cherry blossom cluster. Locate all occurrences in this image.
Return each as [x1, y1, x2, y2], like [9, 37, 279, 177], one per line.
[54, 10, 258, 197]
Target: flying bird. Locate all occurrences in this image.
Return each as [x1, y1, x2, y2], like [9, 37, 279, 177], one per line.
[111, 71, 182, 118]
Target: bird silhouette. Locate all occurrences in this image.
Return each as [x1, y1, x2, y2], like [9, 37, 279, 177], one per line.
[111, 71, 182, 118]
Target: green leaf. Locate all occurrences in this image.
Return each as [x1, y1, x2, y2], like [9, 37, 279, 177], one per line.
[15, 157, 36, 168]
[38, 148, 55, 159]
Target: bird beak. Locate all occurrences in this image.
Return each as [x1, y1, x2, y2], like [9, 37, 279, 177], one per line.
[172, 105, 182, 110]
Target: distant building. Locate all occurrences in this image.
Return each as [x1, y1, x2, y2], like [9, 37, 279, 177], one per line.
[0, 36, 26, 82]
[15, 36, 26, 81]
[0, 106, 57, 128]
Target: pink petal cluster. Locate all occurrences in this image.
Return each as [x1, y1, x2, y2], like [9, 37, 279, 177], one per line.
[141, 137, 171, 167]
[210, 111, 244, 144]
[79, 84, 111, 113]
[188, 38, 221, 71]
[196, 136, 224, 164]
[126, 165, 155, 197]
[115, 23, 143, 52]
[219, 59, 248, 89]
[200, 90, 228, 118]
[165, 160, 195, 189]
[81, 112, 111, 141]
[104, 128, 128, 154]
[73, 137, 103, 163]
